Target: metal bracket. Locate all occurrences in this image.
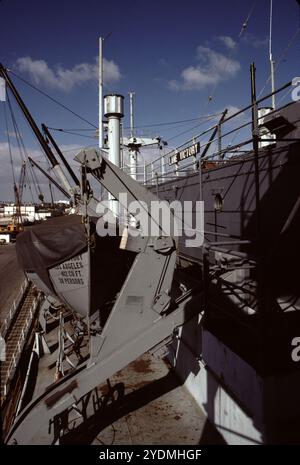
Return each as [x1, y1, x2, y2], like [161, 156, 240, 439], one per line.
[152, 292, 171, 314]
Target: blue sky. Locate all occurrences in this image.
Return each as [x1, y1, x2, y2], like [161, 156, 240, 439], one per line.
[0, 0, 299, 200]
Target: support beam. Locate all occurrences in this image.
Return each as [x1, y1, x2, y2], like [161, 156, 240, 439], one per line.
[29, 157, 71, 199]
[42, 124, 80, 187]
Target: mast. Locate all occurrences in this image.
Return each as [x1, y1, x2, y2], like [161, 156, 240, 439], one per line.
[269, 0, 276, 109]
[99, 37, 104, 149]
[129, 91, 135, 138]
[128, 91, 138, 180]
[122, 92, 166, 182]
[49, 181, 54, 207]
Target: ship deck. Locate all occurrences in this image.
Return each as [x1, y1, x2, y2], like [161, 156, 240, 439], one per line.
[1, 233, 223, 445]
[28, 333, 224, 445]
[76, 352, 224, 445]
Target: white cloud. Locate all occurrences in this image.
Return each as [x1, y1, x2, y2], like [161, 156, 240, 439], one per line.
[241, 33, 268, 49]
[169, 46, 240, 91]
[0, 142, 37, 200]
[217, 36, 237, 50]
[223, 105, 243, 118]
[0, 142, 84, 200]
[158, 58, 168, 67]
[213, 105, 248, 125]
[60, 144, 85, 155]
[6, 131, 18, 139]
[15, 56, 121, 92]
[167, 79, 180, 91]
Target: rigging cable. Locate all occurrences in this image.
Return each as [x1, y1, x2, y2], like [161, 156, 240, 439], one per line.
[7, 93, 40, 200]
[161, 114, 222, 160]
[47, 127, 95, 132]
[277, 86, 294, 106]
[203, 0, 258, 110]
[3, 101, 17, 188]
[123, 113, 223, 130]
[46, 129, 96, 140]
[8, 69, 97, 129]
[238, 0, 258, 38]
[6, 92, 42, 201]
[226, 24, 300, 152]
[165, 114, 218, 143]
[46, 112, 223, 134]
[257, 26, 300, 98]
[164, 1, 258, 153]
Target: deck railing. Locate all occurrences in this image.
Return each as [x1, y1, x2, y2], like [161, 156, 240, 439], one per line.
[142, 80, 294, 187]
[0, 278, 29, 339]
[3, 292, 42, 398]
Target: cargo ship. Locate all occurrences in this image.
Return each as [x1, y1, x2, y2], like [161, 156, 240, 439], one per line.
[1, 1, 300, 445]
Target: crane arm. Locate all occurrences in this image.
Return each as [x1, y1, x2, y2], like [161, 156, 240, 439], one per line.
[5, 148, 201, 445]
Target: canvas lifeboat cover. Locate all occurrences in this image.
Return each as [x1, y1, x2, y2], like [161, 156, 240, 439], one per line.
[16, 215, 89, 315]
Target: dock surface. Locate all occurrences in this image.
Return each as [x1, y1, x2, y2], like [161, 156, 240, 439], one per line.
[0, 244, 25, 326]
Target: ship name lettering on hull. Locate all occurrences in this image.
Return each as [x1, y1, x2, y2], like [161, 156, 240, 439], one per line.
[169, 142, 200, 165]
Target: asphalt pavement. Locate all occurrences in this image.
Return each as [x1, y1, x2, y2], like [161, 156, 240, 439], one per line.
[0, 244, 25, 326]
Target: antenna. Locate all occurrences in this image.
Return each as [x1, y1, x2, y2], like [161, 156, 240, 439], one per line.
[269, 0, 276, 109]
[129, 91, 135, 138]
[99, 37, 104, 149]
[99, 33, 112, 149]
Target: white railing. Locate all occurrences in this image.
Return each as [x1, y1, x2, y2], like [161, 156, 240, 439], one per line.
[1, 278, 29, 339]
[3, 293, 41, 398]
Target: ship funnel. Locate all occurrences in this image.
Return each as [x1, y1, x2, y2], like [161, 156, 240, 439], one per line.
[104, 94, 124, 168]
[104, 94, 124, 217]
